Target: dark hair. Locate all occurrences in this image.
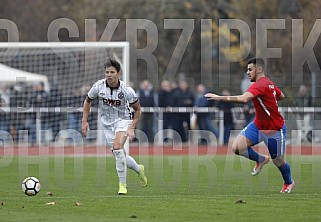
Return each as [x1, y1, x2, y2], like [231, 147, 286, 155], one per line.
[247, 57, 264, 68]
[104, 59, 121, 72]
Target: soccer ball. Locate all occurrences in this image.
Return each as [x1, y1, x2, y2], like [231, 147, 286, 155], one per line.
[22, 177, 41, 196]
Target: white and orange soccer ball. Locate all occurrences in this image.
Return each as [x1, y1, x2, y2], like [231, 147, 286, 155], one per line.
[22, 177, 41, 196]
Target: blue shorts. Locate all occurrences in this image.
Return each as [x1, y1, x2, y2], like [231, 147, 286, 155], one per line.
[240, 122, 286, 159]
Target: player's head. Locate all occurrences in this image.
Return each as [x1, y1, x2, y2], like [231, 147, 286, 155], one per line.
[104, 59, 121, 73]
[104, 59, 121, 86]
[246, 57, 265, 82]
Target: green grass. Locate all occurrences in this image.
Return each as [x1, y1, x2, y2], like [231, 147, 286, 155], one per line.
[0, 155, 321, 221]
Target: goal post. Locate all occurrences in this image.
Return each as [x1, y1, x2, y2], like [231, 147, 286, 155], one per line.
[0, 42, 130, 150]
[0, 41, 130, 84]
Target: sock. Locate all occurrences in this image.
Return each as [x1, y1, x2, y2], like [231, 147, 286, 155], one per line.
[241, 147, 266, 163]
[126, 155, 140, 173]
[113, 149, 127, 184]
[278, 162, 292, 185]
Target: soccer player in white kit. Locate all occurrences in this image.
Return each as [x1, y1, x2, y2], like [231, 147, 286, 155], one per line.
[82, 59, 147, 195]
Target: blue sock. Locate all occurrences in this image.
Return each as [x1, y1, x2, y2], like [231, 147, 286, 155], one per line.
[278, 162, 292, 185]
[242, 147, 266, 163]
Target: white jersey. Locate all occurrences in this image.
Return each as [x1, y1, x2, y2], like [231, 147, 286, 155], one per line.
[87, 79, 138, 126]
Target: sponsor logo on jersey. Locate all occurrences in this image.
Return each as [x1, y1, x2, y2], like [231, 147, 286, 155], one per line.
[118, 91, 124, 99]
[103, 98, 121, 106]
[269, 84, 275, 90]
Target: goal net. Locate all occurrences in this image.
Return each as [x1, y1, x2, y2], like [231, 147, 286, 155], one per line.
[0, 42, 130, 146]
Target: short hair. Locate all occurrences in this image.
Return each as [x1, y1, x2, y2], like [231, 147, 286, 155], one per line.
[104, 59, 121, 72]
[247, 57, 264, 68]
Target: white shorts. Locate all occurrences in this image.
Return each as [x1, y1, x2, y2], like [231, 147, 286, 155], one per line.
[103, 119, 132, 148]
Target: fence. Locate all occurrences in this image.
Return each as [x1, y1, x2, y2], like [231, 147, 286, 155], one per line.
[1, 106, 320, 146]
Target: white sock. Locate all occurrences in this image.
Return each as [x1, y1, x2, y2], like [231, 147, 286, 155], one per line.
[126, 155, 140, 173]
[113, 149, 127, 184]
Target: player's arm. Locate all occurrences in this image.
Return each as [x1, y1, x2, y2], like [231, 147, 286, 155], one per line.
[204, 92, 254, 104]
[276, 92, 285, 101]
[130, 100, 141, 128]
[82, 96, 91, 137]
[127, 100, 141, 141]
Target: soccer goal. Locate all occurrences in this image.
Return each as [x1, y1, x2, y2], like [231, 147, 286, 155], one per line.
[0, 42, 130, 147]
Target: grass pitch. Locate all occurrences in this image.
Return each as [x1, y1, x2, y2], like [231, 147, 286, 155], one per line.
[0, 155, 320, 221]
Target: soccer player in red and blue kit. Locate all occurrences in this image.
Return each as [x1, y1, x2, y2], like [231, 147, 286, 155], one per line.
[205, 57, 294, 193]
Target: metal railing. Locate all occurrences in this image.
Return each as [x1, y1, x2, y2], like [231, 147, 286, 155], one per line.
[140, 107, 224, 145]
[1, 106, 320, 145]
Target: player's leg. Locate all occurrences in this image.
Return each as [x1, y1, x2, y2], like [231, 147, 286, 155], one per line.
[234, 122, 270, 176]
[126, 155, 147, 187]
[266, 125, 294, 193]
[103, 127, 127, 194]
[113, 131, 128, 194]
[115, 120, 147, 187]
[271, 155, 294, 192]
[126, 155, 140, 172]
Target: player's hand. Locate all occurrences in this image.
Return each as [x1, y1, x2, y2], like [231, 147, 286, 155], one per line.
[204, 93, 220, 100]
[126, 128, 135, 142]
[82, 122, 89, 137]
[193, 106, 198, 113]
